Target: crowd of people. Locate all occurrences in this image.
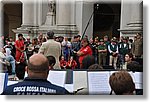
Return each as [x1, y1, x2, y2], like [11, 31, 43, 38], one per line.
[0, 31, 143, 78]
[0, 31, 143, 95]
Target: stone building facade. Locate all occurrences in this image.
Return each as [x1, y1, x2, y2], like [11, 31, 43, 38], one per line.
[0, 0, 143, 40]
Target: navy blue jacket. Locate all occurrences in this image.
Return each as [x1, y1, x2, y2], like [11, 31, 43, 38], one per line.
[1, 77, 70, 95]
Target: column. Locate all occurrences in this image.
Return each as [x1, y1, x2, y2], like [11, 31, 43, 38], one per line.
[56, 0, 72, 25]
[37, 0, 43, 26]
[119, 0, 143, 39]
[120, 2, 132, 31]
[21, 0, 35, 27]
[0, 1, 3, 69]
[38, 0, 78, 37]
[54, 0, 78, 37]
[33, 0, 39, 27]
[82, 2, 94, 39]
[0, 1, 3, 37]
[14, 0, 39, 39]
[130, 1, 142, 23]
[75, 1, 93, 38]
[75, 1, 83, 35]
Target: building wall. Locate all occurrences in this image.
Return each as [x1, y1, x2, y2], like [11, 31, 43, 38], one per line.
[119, 0, 143, 39]
[1, 0, 142, 40]
[75, 1, 93, 39]
[82, 2, 93, 39]
[75, 1, 83, 36]
[0, 2, 3, 37]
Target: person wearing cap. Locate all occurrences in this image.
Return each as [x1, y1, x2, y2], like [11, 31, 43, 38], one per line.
[108, 38, 119, 69]
[26, 36, 31, 46]
[118, 37, 129, 67]
[103, 35, 110, 46]
[1, 54, 69, 95]
[103, 35, 110, 65]
[98, 39, 107, 66]
[90, 37, 99, 64]
[112, 37, 117, 41]
[38, 31, 61, 69]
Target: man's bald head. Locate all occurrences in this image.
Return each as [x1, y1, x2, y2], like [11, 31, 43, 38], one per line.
[28, 54, 49, 72]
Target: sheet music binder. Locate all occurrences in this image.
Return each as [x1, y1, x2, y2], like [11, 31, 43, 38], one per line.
[0, 73, 8, 94]
[87, 71, 111, 95]
[65, 70, 73, 84]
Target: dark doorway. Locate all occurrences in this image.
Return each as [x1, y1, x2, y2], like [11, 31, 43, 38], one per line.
[3, 1, 22, 39]
[93, 3, 121, 40]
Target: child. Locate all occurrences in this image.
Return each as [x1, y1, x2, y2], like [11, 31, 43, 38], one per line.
[67, 56, 77, 69]
[60, 55, 67, 69]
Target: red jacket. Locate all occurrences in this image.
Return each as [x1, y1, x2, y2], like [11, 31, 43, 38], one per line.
[67, 60, 77, 69]
[15, 40, 24, 62]
[60, 60, 67, 69]
[79, 45, 92, 68]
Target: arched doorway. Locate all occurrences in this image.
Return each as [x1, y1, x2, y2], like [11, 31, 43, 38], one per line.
[3, 1, 22, 40]
[93, 3, 121, 39]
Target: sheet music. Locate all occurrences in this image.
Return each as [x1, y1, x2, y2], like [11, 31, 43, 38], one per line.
[133, 72, 143, 84]
[47, 70, 66, 87]
[133, 72, 143, 89]
[64, 84, 74, 93]
[0, 73, 6, 94]
[73, 71, 87, 91]
[88, 71, 111, 94]
[24, 71, 28, 78]
[135, 83, 143, 89]
[7, 81, 19, 86]
[128, 71, 135, 82]
[125, 72, 143, 89]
